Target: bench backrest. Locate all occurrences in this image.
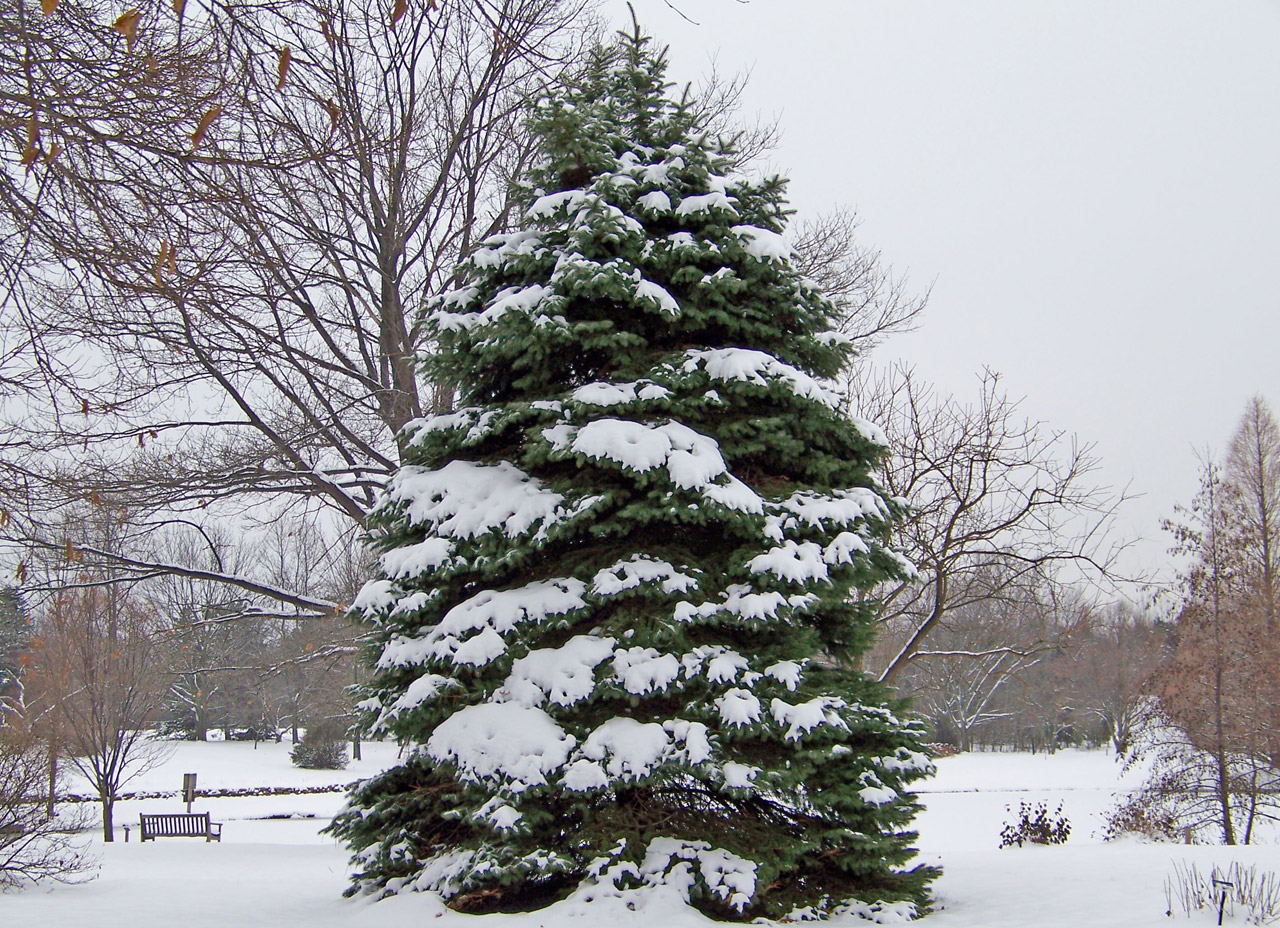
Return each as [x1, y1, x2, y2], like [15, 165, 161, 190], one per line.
[140, 813, 210, 837]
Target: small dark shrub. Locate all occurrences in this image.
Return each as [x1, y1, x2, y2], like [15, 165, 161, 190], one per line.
[1101, 793, 1181, 843]
[290, 719, 349, 770]
[999, 801, 1070, 848]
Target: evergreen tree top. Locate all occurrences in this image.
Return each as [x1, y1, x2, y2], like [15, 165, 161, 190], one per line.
[423, 28, 850, 410]
[528, 27, 702, 186]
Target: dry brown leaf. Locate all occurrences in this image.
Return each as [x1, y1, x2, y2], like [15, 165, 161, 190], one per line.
[391, 0, 407, 29]
[190, 104, 221, 150]
[321, 18, 335, 50]
[41, 0, 58, 16]
[156, 240, 169, 286]
[277, 46, 291, 90]
[44, 141, 62, 163]
[173, 0, 185, 20]
[324, 98, 340, 134]
[64, 538, 76, 562]
[22, 117, 39, 167]
[168, 242, 177, 274]
[113, 8, 142, 54]
[0, 509, 8, 528]
[15, 561, 26, 583]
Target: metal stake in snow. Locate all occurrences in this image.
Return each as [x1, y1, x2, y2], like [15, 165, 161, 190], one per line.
[1213, 876, 1233, 926]
[183, 773, 197, 814]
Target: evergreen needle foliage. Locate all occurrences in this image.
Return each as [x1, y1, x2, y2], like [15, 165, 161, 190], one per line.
[0, 587, 30, 709]
[329, 25, 937, 921]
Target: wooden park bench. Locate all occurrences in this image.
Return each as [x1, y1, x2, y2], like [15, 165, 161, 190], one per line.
[139, 812, 222, 842]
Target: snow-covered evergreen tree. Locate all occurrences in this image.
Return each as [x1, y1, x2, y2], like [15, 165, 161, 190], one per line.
[0, 586, 30, 709]
[331, 26, 936, 921]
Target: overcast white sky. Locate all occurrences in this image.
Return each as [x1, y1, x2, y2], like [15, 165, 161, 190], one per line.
[610, 0, 1280, 583]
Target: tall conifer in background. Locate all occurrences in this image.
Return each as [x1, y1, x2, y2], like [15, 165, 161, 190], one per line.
[332, 25, 936, 920]
[0, 587, 30, 708]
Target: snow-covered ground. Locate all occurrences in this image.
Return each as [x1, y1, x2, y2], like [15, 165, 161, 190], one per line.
[9, 742, 1280, 926]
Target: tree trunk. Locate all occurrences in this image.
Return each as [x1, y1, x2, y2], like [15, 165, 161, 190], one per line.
[880, 576, 947, 685]
[101, 793, 115, 843]
[1112, 726, 1129, 757]
[1244, 762, 1259, 845]
[45, 748, 58, 820]
[1213, 638, 1236, 844]
[1208, 472, 1237, 846]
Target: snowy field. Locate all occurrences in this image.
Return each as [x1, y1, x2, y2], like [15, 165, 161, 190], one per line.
[8, 742, 1280, 927]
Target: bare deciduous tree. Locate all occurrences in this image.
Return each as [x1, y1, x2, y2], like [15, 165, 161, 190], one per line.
[27, 586, 170, 842]
[1132, 418, 1280, 845]
[0, 724, 93, 889]
[1222, 395, 1280, 627]
[847, 364, 1124, 685]
[1, 0, 595, 615]
[894, 580, 1052, 751]
[1065, 601, 1165, 755]
[794, 206, 929, 355]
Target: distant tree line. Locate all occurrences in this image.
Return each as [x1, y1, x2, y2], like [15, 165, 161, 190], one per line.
[874, 590, 1164, 754]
